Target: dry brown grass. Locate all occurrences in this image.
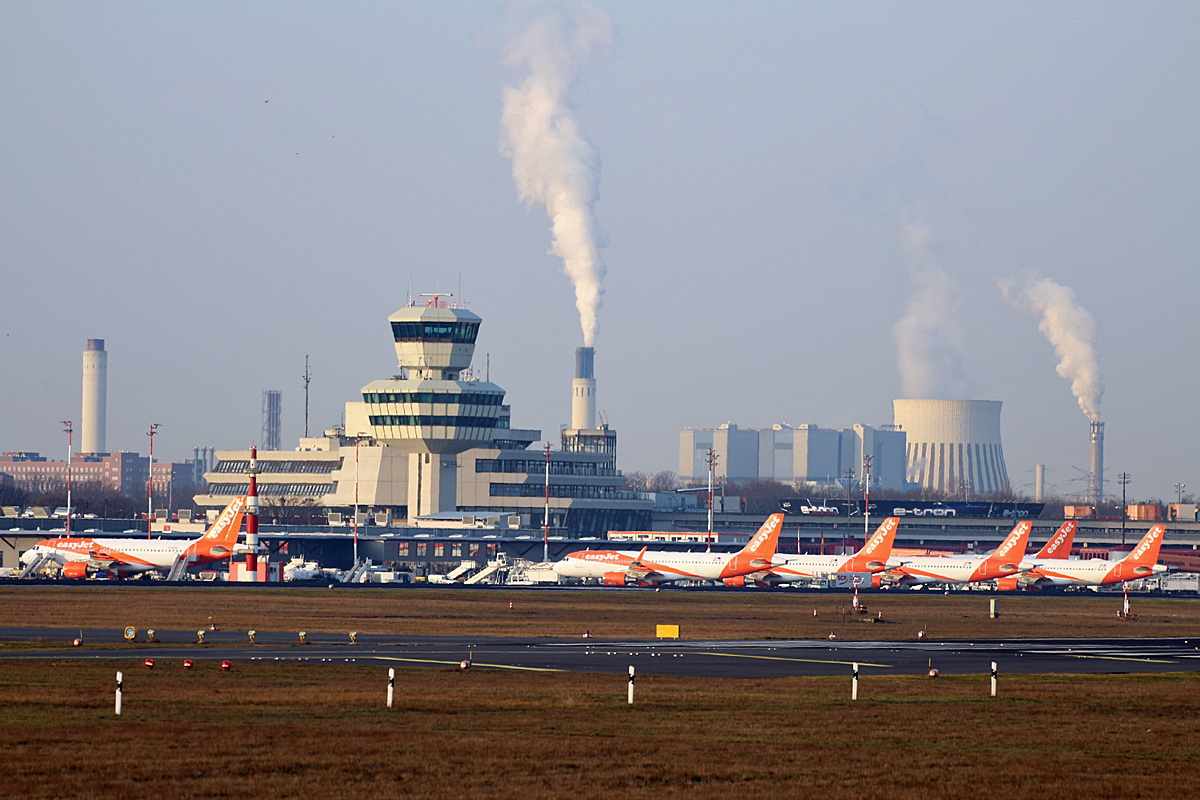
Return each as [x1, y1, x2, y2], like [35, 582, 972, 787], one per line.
[0, 659, 1196, 799]
[2, 586, 1198, 640]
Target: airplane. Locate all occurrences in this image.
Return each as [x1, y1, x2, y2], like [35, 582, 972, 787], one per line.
[19, 496, 247, 579]
[552, 513, 784, 586]
[995, 520, 1077, 591]
[883, 520, 1032, 587]
[998, 524, 1167, 591]
[724, 517, 901, 587]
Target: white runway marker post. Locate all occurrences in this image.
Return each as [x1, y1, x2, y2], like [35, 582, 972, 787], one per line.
[386, 668, 395, 709]
[628, 666, 635, 705]
[852, 662, 859, 701]
[115, 671, 123, 716]
[991, 661, 997, 697]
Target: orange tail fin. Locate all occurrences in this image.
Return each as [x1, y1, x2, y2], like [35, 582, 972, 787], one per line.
[187, 496, 247, 558]
[741, 513, 784, 560]
[1034, 521, 1077, 559]
[990, 521, 1031, 565]
[1124, 525, 1165, 567]
[844, 517, 899, 571]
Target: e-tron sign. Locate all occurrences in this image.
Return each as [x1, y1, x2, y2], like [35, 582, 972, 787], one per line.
[780, 499, 1045, 519]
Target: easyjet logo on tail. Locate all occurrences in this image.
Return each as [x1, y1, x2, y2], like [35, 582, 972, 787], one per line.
[745, 514, 782, 554]
[993, 522, 1031, 559]
[1129, 526, 1164, 562]
[862, 518, 899, 555]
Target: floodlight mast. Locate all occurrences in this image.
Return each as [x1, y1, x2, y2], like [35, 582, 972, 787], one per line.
[146, 424, 160, 539]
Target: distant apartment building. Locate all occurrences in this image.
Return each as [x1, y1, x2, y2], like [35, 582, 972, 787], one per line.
[680, 423, 909, 491]
[0, 451, 192, 496]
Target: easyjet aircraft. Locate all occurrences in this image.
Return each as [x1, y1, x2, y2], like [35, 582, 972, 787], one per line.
[552, 513, 784, 586]
[725, 517, 901, 587]
[883, 521, 1032, 586]
[20, 496, 247, 579]
[996, 520, 1077, 591]
[999, 524, 1167, 590]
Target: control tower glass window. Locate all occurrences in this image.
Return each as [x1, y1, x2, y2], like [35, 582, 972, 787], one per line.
[391, 321, 479, 343]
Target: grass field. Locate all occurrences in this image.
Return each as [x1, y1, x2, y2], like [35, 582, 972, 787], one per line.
[1, 585, 1197, 641]
[1, 659, 1197, 799]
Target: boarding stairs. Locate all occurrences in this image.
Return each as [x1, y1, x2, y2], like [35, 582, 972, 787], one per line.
[446, 561, 475, 582]
[343, 558, 371, 584]
[19, 553, 51, 579]
[166, 554, 191, 581]
[464, 554, 509, 585]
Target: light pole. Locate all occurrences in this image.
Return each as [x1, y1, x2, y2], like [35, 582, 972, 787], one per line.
[543, 442, 551, 564]
[1176, 483, 1187, 505]
[862, 454, 872, 540]
[1118, 472, 1131, 546]
[62, 421, 72, 536]
[706, 448, 718, 552]
[353, 435, 361, 565]
[146, 423, 160, 539]
[843, 467, 855, 548]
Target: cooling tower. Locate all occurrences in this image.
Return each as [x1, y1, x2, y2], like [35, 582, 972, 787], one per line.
[893, 399, 1010, 495]
[81, 339, 107, 454]
[572, 346, 596, 430]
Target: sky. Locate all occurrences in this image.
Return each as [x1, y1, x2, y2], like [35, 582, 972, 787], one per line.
[1, 2, 1197, 503]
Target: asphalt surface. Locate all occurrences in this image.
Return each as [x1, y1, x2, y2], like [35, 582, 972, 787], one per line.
[3, 626, 1200, 677]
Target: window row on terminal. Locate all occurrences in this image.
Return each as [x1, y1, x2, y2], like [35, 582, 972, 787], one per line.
[390, 320, 480, 343]
[368, 415, 503, 429]
[489, 483, 628, 499]
[362, 391, 504, 406]
[475, 458, 617, 477]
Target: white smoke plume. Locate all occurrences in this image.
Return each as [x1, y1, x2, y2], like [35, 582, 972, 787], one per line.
[892, 225, 972, 399]
[1014, 276, 1103, 421]
[501, 1, 612, 347]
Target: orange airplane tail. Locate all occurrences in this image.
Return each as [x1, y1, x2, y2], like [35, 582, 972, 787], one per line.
[186, 496, 247, 559]
[1123, 525, 1165, 568]
[1034, 521, 1077, 559]
[989, 521, 1031, 567]
[723, 513, 784, 575]
[843, 517, 899, 572]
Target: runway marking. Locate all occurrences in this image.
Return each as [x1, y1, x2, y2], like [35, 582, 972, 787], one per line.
[706, 652, 891, 668]
[1067, 654, 1176, 664]
[375, 656, 561, 672]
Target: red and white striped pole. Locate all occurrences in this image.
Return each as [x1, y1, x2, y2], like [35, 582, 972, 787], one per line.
[245, 446, 260, 582]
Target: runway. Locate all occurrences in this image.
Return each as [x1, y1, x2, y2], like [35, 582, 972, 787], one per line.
[3, 626, 1200, 677]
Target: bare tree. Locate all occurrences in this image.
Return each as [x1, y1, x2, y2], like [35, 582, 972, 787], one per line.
[623, 471, 649, 491]
[649, 471, 679, 492]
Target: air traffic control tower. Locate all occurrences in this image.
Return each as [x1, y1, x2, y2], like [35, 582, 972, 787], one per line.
[361, 296, 506, 519]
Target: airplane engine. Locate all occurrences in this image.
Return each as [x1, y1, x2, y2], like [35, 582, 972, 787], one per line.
[722, 576, 747, 588]
[602, 572, 631, 587]
[996, 576, 1019, 592]
[871, 575, 883, 589]
[61, 562, 89, 580]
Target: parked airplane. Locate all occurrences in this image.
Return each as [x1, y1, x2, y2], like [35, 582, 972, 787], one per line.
[995, 520, 1076, 591]
[19, 496, 247, 579]
[724, 517, 901, 587]
[998, 524, 1167, 590]
[883, 521, 1032, 586]
[552, 513, 784, 586]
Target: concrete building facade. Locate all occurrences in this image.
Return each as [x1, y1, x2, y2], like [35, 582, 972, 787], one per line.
[680, 423, 909, 490]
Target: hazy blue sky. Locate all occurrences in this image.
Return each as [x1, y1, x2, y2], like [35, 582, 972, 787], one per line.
[2, 2, 1197, 502]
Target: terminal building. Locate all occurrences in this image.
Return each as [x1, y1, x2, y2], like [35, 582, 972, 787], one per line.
[194, 298, 651, 536]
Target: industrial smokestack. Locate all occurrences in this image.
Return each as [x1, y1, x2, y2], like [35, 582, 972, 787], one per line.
[1089, 421, 1104, 505]
[81, 339, 107, 454]
[1035, 464, 1045, 503]
[572, 346, 596, 430]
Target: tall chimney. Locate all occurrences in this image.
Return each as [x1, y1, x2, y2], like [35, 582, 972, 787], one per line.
[81, 339, 107, 454]
[571, 346, 596, 430]
[1089, 421, 1104, 506]
[1035, 464, 1045, 503]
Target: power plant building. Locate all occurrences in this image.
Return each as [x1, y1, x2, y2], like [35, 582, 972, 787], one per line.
[680, 423, 908, 490]
[892, 399, 1010, 495]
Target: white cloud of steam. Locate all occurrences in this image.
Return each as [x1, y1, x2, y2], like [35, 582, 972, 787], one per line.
[1011, 276, 1103, 421]
[892, 225, 972, 399]
[500, 1, 612, 347]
